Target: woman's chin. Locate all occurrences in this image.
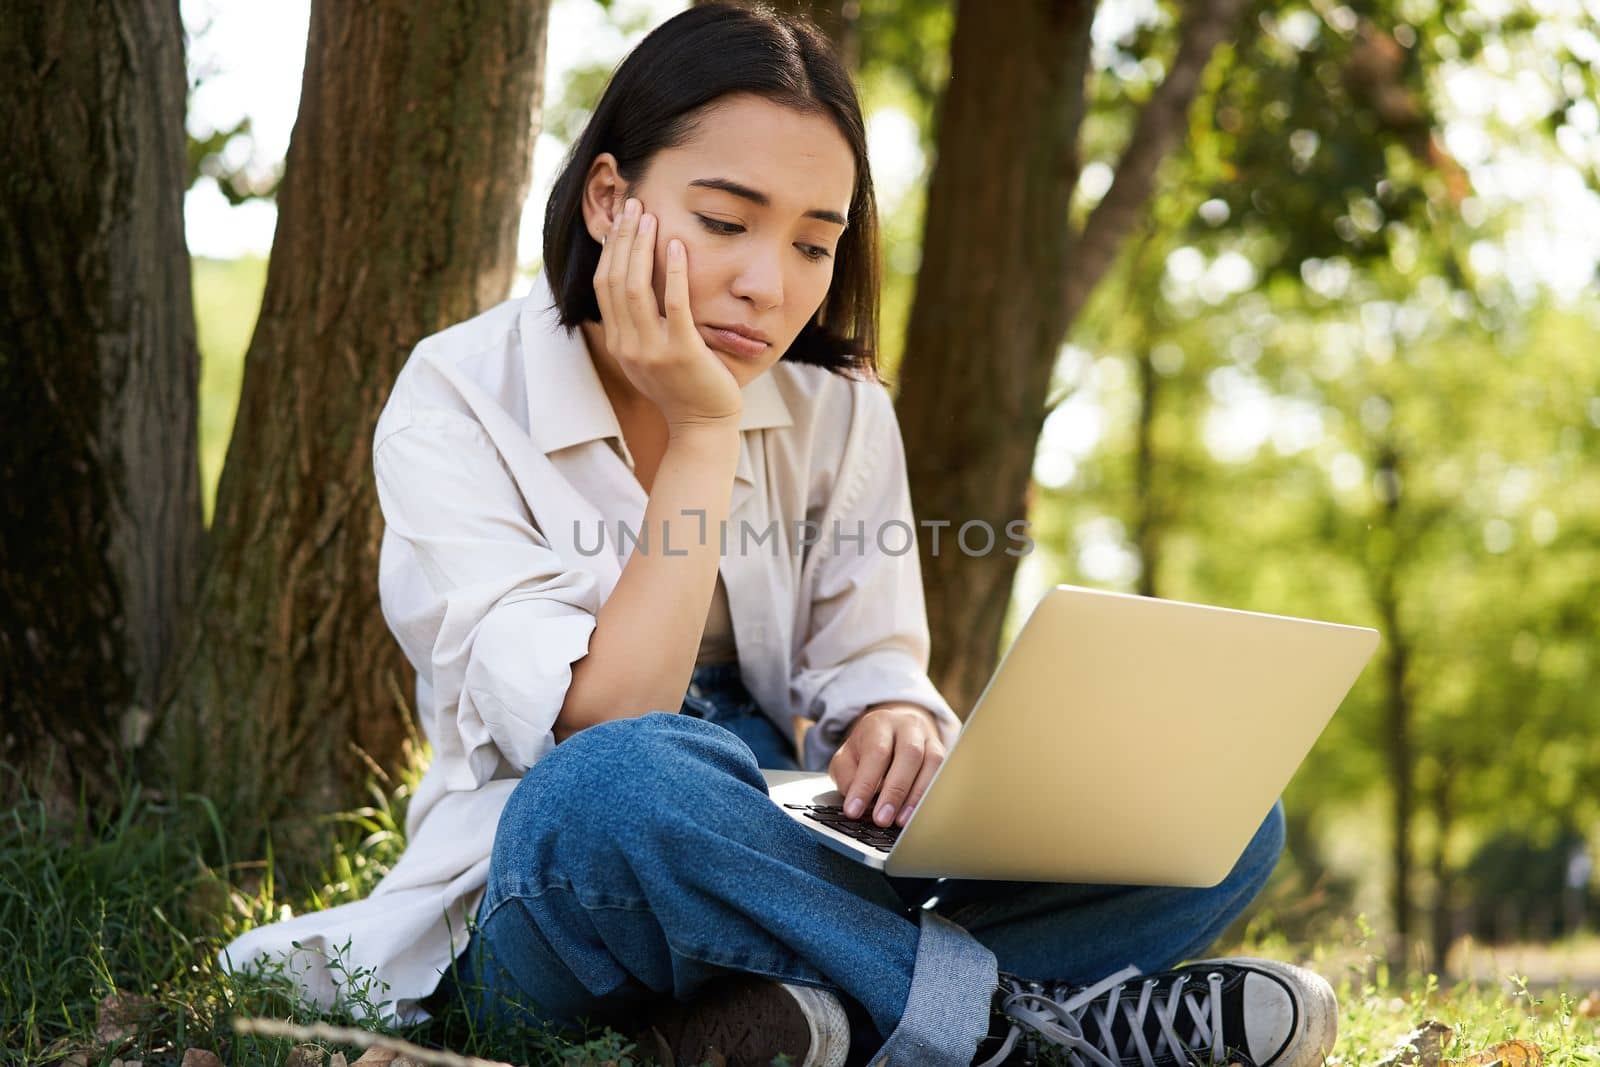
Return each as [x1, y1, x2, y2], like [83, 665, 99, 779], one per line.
[713, 348, 759, 385]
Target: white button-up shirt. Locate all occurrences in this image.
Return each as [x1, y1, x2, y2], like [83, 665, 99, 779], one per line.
[215, 270, 961, 1025]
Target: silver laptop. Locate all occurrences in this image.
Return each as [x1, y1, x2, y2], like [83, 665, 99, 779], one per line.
[764, 584, 1379, 887]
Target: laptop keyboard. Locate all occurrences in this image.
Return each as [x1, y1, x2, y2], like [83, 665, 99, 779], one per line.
[785, 803, 901, 852]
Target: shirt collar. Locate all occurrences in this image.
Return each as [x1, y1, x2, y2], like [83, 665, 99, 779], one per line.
[519, 270, 793, 457]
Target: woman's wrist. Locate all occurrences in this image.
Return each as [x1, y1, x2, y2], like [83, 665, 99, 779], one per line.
[848, 701, 941, 737]
[665, 416, 742, 445]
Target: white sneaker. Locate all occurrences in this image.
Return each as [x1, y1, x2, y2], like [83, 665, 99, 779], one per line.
[635, 973, 852, 1067]
[973, 956, 1339, 1067]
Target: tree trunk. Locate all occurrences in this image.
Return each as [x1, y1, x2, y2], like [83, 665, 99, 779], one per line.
[0, 2, 201, 821]
[1428, 769, 1453, 975]
[896, 0, 1097, 714]
[1131, 341, 1163, 599]
[896, 0, 1246, 715]
[1370, 436, 1416, 969]
[157, 0, 552, 862]
[1110, 227, 1173, 599]
[1379, 591, 1414, 965]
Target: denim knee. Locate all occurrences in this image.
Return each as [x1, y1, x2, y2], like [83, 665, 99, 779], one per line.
[1230, 797, 1286, 895]
[493, 711, 764, 853]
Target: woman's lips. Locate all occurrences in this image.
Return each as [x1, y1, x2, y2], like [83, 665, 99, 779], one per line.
[701, 324, 770, 360]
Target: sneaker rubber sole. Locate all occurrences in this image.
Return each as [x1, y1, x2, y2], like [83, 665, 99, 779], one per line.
[1187, 956, 1339, 1067]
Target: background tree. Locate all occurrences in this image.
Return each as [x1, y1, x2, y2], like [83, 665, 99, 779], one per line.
[895, 0, 1250, 714]
[1043, 0, 1600, 968]
[0, 3, 202, 822]
[155, 0, 555, 866]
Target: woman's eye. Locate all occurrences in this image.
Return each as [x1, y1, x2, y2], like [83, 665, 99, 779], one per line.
[695, 215, 831, 263]
[696, 215, 743, 235]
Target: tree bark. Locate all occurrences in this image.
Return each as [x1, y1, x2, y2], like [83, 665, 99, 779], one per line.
[157, 0, 552, 860]
[0, 2, 201, 821]
[896, 0, 1096, 714]
[897, 0, 1246, 714]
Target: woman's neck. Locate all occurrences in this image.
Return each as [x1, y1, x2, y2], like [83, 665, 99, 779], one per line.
[579, 319, 653, 420]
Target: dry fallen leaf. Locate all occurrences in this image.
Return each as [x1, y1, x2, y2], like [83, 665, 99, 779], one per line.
[180, 1051, 224, 1067]
[38, 1036, 98, 1067]
[1443, 1039, 1544, 1067]
[1377, 1020, 1456, 1067]
[96, 992, 157, 1045]
[350, 1050, 400, 1066]
[286, 1044, 327, 1067]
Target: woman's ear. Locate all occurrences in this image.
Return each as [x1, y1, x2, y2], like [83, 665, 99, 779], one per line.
[582, 154, 627, 244]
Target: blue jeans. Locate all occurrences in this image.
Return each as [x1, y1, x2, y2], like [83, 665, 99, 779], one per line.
[430, 661, 1286, 1066]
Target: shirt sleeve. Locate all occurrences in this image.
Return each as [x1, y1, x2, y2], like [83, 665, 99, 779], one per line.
[374, 412, 600, 790]
[789, 380, 963, 772]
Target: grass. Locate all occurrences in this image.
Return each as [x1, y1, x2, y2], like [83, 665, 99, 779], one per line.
[4, 752, 1599, 1067]
[0, 747, 669, 1067]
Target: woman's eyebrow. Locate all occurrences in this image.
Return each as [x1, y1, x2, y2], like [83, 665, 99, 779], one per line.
[687, 177, 848, 227]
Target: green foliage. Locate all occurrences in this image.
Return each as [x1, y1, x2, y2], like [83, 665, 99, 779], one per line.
[188, 115, 283, 205]
[1029, 0, 1600, 948]
[193, 255, 267, 523]
[854, 0, 955, 152]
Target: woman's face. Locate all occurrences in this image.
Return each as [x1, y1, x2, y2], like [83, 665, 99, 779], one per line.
[582, 93, 857, 386]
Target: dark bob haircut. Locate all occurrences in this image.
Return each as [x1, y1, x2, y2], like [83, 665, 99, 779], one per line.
[541, 1, 881, 380]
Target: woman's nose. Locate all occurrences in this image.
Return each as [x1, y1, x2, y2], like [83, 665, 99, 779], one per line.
[729, 248, 784, 311]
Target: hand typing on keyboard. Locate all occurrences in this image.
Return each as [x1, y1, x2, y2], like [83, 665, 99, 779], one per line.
[783, 802, 903, 852]
[827, 702, 947, 831]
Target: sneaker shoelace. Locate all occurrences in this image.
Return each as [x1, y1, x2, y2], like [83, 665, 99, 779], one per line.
[974, 963, 1231, 1067]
